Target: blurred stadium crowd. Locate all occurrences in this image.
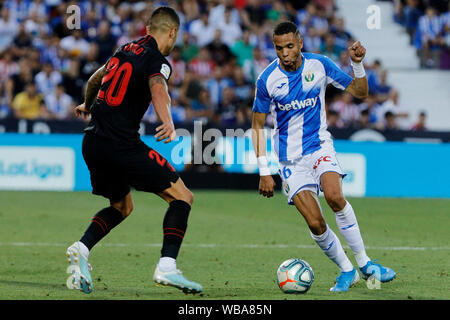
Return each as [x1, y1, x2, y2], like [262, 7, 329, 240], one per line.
[0, 0, 445, 132]
[392, 0, 450, 69]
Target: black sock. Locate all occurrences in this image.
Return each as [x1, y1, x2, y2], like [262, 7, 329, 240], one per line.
[80, 206, 124, 250]
[161, 200, 191, 259]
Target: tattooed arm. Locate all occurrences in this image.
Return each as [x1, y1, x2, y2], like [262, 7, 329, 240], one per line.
[149, 75, 176, 143]
[84, 66, 106, 111]
[74, 65, 106, 120]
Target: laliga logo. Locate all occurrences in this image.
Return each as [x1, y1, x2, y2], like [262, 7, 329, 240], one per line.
[313, 156, 331, 170]
[277, 97, 318, 111]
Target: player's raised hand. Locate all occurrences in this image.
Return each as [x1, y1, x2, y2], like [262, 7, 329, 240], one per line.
[259, 175, 276, 198]
[348, 41, 366, 63]
[155, 122, 176, 143]
[74, 103, 90, 121]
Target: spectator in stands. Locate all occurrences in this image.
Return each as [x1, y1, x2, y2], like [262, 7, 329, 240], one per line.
[24, 8, 50, 39]
[189, 11, 217, 47]
[217, 86, 240, 126]
[327, 109, 344, 129]
[354, 109, 374, 130]
[205, 66, 232, 110]
[329, 91, 360, 127]
[60, 29, 90, 59]
[167, 46, 186, 89]
[367, 59, 382, 94]
[320, 33, 341, 63]
[116, 21, 140, 47]
[218, 7, 243, 48]
[44, 83, 75, 120]
[209, 0, 240, 28]
[383, 111, 398, 130]
[170, 97, 187, 124]
[411, 111, 427, 131]
[249, 47, 269, 82]
[95, 20, 117, 64]
[377, 89, 410, 130]
[0, 6, 19, 51]
[188, 47, 216, 81]
[11, 23, 33, 58]
[0, 51, 19, 85]
[231, 67, 252, 102]
[231, 29, 254, 71]
[403, 0, 422, 45]
[303, 27, 322, 53]
[358, 94, 381, 125]
[206, 28, 234, 66]
[12, 82, 48, 120]
[4, 58, 33, 105]
[243, 0, 267, 26]
[187, 88, 214, 124]
[374, 69, 392, 103]
[81, 8, 100, 42]
[330, 16, 353, 52]
[266, 1, 288, 24]
[416, 6, 446, 68]
[312, 5, 329, 38]
[78, 43, 101, 82]
[296, 3, 317, 35]
[0, 80, 11, 119]
[180, 32, 199, 63]
[34, 62, 62, 97]
[5, 0, 33, 23]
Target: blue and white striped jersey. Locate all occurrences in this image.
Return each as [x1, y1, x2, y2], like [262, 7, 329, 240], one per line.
[253, 52, 353, 162]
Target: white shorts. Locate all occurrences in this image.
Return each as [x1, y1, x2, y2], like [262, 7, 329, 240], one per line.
[278, 141, 346, 205]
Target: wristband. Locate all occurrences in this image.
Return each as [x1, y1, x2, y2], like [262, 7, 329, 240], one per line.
[351, 61, 366, 78]
[257, 156, 271, 176]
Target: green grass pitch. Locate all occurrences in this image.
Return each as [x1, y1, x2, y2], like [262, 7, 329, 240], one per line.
[0, 190, 449, 300]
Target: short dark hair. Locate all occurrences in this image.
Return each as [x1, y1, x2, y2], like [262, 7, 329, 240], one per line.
[273, 21, 299, 37]
[148, 6, 180, 32]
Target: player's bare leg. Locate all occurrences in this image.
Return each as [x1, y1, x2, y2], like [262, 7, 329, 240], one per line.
[152, 178, 202, 294]
[66, 192, 133, 294]
[292, 190, 359, 291]
[110, 192, 134, 218]
[321, 172, 396, 282]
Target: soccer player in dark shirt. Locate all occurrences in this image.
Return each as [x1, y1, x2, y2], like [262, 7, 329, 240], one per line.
[65, 6, 202, 294]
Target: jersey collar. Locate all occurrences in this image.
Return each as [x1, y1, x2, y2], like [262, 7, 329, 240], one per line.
[277, 53, 305, 76]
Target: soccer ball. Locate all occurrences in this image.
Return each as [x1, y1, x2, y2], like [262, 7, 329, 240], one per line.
[276, 258, 314, 294]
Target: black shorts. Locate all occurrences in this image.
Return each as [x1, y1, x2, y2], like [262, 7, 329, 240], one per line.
[82, 132, 179, 202]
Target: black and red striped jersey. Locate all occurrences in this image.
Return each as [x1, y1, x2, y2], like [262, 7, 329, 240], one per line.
[85, 35, 172, 145]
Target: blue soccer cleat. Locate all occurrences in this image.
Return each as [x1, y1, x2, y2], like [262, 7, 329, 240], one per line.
[153, 265, 203, 294]
[66, 242, 93, 294]
[330, 268, 360, 292]
[359, 260, 396, 282]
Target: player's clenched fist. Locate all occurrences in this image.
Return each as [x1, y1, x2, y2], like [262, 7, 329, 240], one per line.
[348, 41, 366, 63]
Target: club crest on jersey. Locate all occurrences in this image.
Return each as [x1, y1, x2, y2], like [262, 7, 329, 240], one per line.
[277, 97, 318, 111]
[160, 64, 170, 80]
[304, 71, 315, 82]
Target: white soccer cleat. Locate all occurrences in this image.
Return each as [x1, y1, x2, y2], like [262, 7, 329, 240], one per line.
[153, 265, 203, 294]
[66, 242, 93, 294]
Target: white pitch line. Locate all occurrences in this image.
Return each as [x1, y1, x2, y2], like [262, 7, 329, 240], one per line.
[0, 242, 449, 251]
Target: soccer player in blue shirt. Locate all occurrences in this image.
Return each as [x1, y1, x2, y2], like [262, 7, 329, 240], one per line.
[252, 22, 396, 292]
